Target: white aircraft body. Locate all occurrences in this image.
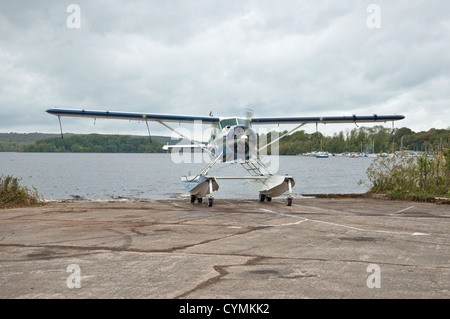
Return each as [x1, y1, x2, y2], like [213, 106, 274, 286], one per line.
[47, 108, 404, 207]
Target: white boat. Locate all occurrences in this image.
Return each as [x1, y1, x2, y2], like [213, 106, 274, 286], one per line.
[316, 151, 329, 158]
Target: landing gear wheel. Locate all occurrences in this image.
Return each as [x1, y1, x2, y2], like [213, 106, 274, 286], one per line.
[197, 197, 203, 203]
[208, 197, 214, 207]
[259, 194, 266, 202]
[190, 195, 196, 203]
[287, 197, 293, 206]
[266, 197, 272, 202]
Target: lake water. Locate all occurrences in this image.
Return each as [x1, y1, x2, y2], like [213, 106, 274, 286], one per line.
[0, 152, 374, 201]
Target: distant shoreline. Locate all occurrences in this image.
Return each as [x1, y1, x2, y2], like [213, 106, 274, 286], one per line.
[1, 127, 449, 154]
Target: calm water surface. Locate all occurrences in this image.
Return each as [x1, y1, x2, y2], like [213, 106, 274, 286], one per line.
[0, 153, 374, 200]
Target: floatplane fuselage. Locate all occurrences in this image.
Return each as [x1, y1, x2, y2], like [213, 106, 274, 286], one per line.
[47, 108, 404, 207]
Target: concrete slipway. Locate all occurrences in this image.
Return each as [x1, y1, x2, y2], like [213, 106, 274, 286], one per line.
[0, 197, 449, 299]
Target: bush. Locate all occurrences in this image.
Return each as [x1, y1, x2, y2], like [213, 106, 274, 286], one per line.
[0, 175, 42, 208]
[362, 150, 450, 201]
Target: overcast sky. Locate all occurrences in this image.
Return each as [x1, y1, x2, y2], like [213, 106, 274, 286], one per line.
[1, 0, 449, 138]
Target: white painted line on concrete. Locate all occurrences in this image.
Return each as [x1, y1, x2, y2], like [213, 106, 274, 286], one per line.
[390, 206, 415, 215]
[259, 206, 429, 237]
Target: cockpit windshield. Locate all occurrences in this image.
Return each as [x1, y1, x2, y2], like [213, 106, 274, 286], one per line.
[237, 118, 251, 126]
[219, 118, 252, 129]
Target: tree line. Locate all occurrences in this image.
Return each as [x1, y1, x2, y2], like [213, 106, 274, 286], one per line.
[19, 134, 165, 153]
[276, 126, 449, 155]
[0, 127, 448, 154]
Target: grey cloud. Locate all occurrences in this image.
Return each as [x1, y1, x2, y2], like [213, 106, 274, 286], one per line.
[0, 0, 449, 134]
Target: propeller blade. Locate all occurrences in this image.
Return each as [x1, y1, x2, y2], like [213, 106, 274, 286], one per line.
[244, 108, 254, 127]
[245, 108, 254, 120]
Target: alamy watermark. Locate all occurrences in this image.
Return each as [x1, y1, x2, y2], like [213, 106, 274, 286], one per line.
[66, 4, 81, 29]
[67, 264, 81, 288]
[366, 264, 381, 288]
[367, 4, 381, 29]
[167, 121, 281, 173]
[64, 5, 382, 30]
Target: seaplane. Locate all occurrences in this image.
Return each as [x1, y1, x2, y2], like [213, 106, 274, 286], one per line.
[46, 108, 404, 207]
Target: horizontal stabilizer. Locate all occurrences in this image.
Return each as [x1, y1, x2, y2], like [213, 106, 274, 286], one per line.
[162, 144, 202, 151]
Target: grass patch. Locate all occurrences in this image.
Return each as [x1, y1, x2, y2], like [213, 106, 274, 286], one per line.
[0, 175, 43, 208]
[361, 149, 450, 203]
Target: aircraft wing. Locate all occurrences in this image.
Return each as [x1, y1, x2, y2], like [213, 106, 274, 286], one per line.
[47, 108, 404, 125]
[46, 108, 220, 124]
[250, 114, 405, 125]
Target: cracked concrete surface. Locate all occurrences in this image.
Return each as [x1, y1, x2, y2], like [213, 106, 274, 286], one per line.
[0, 197, 449, 298]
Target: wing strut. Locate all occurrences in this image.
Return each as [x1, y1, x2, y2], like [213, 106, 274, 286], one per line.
[258, 122, 307, 154]
[145, 119, 152, 143]
[58, 116, 64, 139]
